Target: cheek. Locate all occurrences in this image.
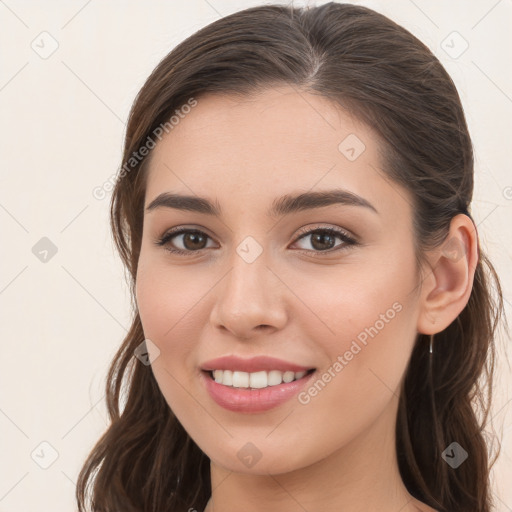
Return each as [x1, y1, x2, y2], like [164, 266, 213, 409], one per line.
[293, 254, 418, 348]
[292, 253, 419, 407]
[135, 261, 204, 419]
[135, 256, 210, 342]
[135, 259, 197, 390]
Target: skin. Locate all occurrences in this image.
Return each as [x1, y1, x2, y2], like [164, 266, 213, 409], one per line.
[135, 85, 478, 512]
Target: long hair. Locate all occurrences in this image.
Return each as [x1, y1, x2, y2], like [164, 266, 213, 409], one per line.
[76, 3, 505, 511]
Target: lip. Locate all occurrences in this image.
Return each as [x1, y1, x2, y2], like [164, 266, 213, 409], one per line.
[201, 355, 313, 373]
[200, 369, 316, 413]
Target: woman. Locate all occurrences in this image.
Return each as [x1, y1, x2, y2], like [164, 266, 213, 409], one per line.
[76, 3, 504, 511]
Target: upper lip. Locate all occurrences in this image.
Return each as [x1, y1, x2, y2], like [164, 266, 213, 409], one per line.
[201, 355, 314, 373]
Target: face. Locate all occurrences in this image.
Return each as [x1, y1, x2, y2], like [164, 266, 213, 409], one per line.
[135, 86, 424, 474]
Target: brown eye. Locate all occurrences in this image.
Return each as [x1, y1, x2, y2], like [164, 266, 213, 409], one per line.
[180, 232, 208, 250]
[293, 227, 356, 253]
[156, 229, 215, 254]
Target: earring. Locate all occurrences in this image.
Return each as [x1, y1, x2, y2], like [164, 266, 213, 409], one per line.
[429, 334, 434, 354]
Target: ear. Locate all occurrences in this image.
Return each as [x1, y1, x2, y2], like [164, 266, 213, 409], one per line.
[416, 213, 479, 335]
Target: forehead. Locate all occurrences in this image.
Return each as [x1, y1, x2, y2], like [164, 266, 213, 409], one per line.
[144, 86, 410, 220]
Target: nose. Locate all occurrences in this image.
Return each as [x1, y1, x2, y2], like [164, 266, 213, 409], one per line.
[209, 250, 288, 340]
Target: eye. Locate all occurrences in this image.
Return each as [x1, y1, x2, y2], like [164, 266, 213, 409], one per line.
[155, 225, 358, 256]
[155, 228, 216, 255]
[291, 226, 357, 254]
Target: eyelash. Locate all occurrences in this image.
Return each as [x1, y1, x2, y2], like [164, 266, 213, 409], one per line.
[155, 225, 358, 257]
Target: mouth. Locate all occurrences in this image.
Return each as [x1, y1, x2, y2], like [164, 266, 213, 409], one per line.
[199, 355, 316, 412]
[203, 368, 316, 389]
[200, 365, 317, 413]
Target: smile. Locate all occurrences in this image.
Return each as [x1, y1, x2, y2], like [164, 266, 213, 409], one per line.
[209, 369, 313, 388]
[199, 355, 317, 413]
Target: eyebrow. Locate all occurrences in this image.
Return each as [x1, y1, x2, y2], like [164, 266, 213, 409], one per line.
[145, 189, 378, 217]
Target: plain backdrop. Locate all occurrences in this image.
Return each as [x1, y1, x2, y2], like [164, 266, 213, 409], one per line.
[0, 1, 511, 510]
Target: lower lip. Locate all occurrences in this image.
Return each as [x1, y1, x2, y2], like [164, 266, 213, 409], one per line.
[201, 370, 315, 413]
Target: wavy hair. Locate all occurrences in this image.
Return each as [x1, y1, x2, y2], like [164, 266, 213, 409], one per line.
[76, 3, 505, 511]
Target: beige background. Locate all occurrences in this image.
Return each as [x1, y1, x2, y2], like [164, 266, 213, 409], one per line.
[0, 0, 510, 510]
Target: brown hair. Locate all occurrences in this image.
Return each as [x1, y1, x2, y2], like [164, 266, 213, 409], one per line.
[76, 3, 506, 511]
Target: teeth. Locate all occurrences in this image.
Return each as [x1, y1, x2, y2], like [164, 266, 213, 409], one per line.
[283, 371, 295, 383]
[232, 371, 249, 388]
[267, 370, 283, 386]
[222, 369, 233, 386]
[249, 371, 267, 389]
[211, 369, 309, 388]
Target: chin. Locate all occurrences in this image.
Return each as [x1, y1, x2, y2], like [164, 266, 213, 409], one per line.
[205, 439, 315, 476]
